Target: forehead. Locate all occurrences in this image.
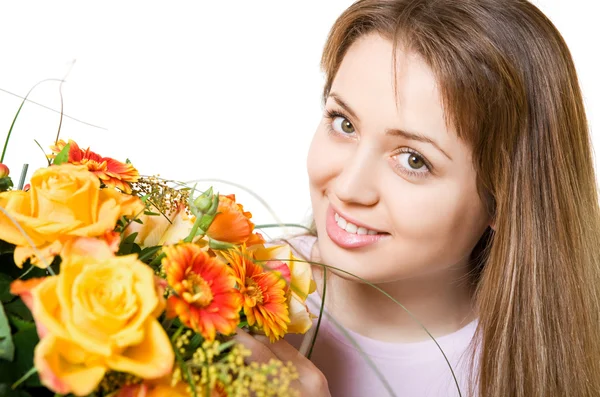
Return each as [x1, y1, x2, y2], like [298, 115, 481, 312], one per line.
[330, 34, 455, 146]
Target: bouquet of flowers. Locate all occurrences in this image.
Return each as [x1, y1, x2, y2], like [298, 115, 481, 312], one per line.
[0, 137, 316, 397]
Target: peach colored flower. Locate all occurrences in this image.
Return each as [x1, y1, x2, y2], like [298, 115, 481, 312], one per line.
[163, 243, 241, 341]
[222, 247, 290, 342]
[9, 278, 48, 336]
[0, 163, 9, 177]
[123, 204, 196, 248]
[206, 194, 264, 245]
[0, 164, 143, 268]
[50, 139, 139, 193]
[13, 238, 173, 396]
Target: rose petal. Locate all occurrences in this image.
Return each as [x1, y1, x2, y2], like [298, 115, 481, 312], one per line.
[106, 319, 174, 379]
[34, 335, 106, 397]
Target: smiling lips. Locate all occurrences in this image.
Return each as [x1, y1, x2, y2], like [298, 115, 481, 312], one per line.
[325, 205, 389, 249]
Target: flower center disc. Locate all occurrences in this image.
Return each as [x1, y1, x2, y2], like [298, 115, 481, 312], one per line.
[182, 274, 214, 307]
[244, 278, 264, 307]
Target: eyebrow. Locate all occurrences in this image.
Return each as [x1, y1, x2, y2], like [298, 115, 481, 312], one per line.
[328, 92, 452, 161]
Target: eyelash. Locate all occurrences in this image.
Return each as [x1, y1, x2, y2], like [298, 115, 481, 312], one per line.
[393, 148, 432, 178]
[324, 109, 352, 136]
[324, 108, 433, 179]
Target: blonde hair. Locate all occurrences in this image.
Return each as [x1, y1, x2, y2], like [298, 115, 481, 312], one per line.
[320, 0, 600, 395]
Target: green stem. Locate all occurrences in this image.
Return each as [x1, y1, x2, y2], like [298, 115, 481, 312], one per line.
[306, 267, 325, 360]
[254, 223, 312, 232]
[33, 139, 51, 166]
[1, 78, 64, 163]
[171, 324, 185, 342]
[174, 345, 198, 397]
[54, 60, 76, 145]
[0, 86, 107, 130]
[184, 215, 205, 243]
[11, 366, 37, 389]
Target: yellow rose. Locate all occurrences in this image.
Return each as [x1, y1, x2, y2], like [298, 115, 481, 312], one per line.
[251, 244, 316, 334]
[30, 238, 173, 396]
[0, 164, 144, 267]
[123, 204, 195, 248]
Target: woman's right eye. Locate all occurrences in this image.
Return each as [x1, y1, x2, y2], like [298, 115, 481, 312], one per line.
[331, 115, 355, 135]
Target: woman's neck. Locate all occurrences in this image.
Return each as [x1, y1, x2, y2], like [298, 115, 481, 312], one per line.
[311, 262, 477, 343]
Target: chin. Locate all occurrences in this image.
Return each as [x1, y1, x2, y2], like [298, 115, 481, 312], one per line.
[314, 235, 401, 285]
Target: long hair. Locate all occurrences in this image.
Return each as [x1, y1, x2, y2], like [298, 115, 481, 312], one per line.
[320, 0, 600, 395]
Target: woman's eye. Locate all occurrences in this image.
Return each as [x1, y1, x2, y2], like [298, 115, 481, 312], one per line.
[332, 116, 355, 134]
[395, 152, 430, 175]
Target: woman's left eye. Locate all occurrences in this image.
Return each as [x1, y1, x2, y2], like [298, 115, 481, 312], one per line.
[394, 151, 431, 177]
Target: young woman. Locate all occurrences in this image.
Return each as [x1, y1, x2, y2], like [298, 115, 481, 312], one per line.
[235, 0, 600, 396]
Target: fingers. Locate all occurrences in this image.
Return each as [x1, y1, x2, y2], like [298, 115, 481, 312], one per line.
[263, 338, 304, 363]
[233, 329, 331, 397]
[232, 328, 277, 364]
[234, 331, 302, 363]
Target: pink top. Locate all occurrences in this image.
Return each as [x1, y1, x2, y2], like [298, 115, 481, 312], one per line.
[285, 235, 478, 397]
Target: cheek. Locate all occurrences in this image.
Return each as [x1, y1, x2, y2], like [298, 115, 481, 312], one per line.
[306, 126, 340, 190]
[387, 179, 489, 259]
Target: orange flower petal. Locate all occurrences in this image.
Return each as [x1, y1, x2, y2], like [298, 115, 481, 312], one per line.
[225, 248, 290, 341]
[162, 244, 241, 340]
[207, 195, 256, 244]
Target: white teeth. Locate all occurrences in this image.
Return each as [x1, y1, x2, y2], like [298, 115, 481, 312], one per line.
[335, 212, 380, 236]
[345, 223, 358, 234]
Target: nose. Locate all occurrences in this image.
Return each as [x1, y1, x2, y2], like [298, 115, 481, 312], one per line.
[332, 144, 380, 207]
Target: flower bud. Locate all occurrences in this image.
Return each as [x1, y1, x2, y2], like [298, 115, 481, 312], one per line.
[193, 187, 214, 213]
[0, 163, 9, 178]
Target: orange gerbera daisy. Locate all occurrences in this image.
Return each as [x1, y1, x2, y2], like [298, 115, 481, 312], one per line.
[222, 248, 290, 341]
[162, 243, 241, 341]
[206, 194, 265, 246]
[50, 139, 139, 193]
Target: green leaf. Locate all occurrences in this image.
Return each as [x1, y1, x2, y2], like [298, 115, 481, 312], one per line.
[187, 332, 203, 352]
[12, 326, 41, 387]
[0, 177, 13, 192]
[0, 301, 15, 361]
[8, 315, 34, 332]
[138, 246, 162, 262]
[4, 300, 33, 322]
[52, 143, 71, 165]
[118, 233, 140, 256]
[0, 240, 15, 255]
[0, 384, 33, 397]
[123, 232, 138, 245]
[131, 244, 141, 255]
[0, 274, 14, 303]
[198, 214, 216, 233]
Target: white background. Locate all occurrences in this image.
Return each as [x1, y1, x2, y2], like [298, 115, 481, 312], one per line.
[0, 1, 597, 238]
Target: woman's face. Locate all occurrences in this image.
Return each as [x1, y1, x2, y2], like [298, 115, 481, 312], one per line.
[307, 34, 491, 283]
